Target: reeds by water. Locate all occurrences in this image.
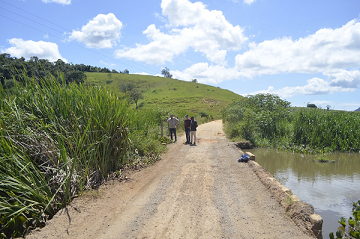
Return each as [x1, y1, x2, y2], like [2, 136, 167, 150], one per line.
[292, 109, 360, 152]
[222, 94, 360, 153]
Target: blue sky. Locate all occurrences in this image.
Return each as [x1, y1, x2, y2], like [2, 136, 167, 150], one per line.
[1, 0, 360, 111]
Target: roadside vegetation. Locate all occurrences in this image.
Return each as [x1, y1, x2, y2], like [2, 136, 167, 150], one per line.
[222, 93, 360, 153]
[0, 73, 167, 238]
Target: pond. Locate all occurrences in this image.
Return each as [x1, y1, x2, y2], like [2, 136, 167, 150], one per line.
[246, 148, 360, 238]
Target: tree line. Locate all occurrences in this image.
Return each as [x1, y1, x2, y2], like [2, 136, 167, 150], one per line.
[0, 53, 129, 88]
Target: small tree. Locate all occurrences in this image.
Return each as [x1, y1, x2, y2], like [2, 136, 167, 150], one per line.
[119, 82, 143, 108]
[100, 67, 111, 73]
[192, 79, 197, 83]
[161, 67, 172, 78]
[66, 71, 87, 84]
[119, 82, 136, 93]
[129, 89, 143, 108]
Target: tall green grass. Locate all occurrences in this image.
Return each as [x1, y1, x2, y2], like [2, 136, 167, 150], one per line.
[222, 94, 360, 153]
[0, 73, 166, 237]
[292, 109, 360, 152]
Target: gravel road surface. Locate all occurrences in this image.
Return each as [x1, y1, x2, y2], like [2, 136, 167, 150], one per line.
[27, 120, 312, 239]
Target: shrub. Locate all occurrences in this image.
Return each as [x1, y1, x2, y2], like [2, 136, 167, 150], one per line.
[307, 103, 317, 108]
[222, 94, 291, 146]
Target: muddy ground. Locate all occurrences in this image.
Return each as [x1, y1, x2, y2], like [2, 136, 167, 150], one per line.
[27, 120, 314, 239]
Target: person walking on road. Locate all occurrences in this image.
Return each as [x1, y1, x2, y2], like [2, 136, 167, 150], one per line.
[167, 114, 179, 142]
[190, 116, 198, 145]
[184, 114, 191, 144]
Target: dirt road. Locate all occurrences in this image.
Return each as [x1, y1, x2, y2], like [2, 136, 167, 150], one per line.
[28, 120, 312, 239]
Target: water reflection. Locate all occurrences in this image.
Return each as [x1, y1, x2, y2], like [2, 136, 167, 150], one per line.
[247, 148, 360, 237]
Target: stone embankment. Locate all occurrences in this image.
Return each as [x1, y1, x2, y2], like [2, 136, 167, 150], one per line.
[243, 151, 323, 239]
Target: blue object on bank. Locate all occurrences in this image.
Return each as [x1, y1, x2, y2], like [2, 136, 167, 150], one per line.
[238, 154, 250, 163]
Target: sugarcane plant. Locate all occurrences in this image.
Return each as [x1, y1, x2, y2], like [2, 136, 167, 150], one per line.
[0, 71, 166, 238]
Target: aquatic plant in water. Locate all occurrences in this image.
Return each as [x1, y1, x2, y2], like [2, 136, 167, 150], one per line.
[329, 200, 360, 239]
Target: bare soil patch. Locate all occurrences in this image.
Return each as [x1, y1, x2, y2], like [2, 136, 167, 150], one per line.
[27, 120, 313, 239]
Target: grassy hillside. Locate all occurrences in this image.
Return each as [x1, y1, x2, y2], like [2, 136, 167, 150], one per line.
[85, 72, 242, 120]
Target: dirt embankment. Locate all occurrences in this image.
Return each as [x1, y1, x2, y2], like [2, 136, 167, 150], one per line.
[247, 161, 323, 239]
[27, 120, 315, 239]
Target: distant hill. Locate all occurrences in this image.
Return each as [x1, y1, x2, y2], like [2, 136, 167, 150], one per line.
[85, 72, 242, 119]
[355, 107, 360, 112]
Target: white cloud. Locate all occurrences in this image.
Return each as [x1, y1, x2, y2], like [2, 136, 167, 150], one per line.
[235, 19, 360, 77]
[227, 0, 256, 5]
[166, 18, 360, 97]
[69, 13, 123, 49]
[135, 72, 151, 75]
[115, 0, 247, 65]
[2, 38, 66, 62]
[171, 62, 241, 84]
[248, 76, 356, 99]
[41, 0, 71, 5]
[115, 24, 186, 65]
[154, 12, 167, 23]
[222, 19, 360, 98]
[326, 70, 360, 89]
[244, 0, 256, 4]
[290, 99, 360, 111]
[99, 60, 116, 67]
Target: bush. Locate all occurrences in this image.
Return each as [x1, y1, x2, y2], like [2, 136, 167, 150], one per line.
[222, 94, 291, 146]
[307, 103, 317, 108]
[199, 111, 208, 118]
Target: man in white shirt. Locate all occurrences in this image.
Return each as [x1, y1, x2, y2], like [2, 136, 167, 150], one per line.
[167, 114, 179, 142]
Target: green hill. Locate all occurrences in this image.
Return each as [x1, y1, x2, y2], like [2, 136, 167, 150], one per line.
[85, 72, 242, 119]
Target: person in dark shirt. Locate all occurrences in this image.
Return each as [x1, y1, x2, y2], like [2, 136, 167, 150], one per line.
[190, 116, 198, 145]
[184, 114, 191, 144]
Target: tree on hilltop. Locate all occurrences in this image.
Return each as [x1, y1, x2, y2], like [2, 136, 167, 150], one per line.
[161, 67, 172, 78]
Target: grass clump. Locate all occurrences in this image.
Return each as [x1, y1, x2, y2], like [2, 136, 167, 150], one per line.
[313, 156, 336, 163]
